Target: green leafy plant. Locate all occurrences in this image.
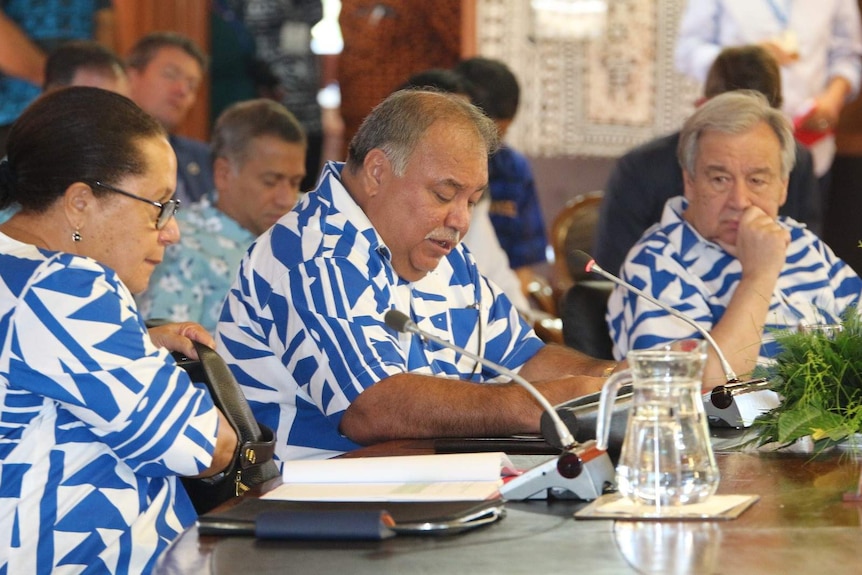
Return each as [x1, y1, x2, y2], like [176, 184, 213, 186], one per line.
[752, 309, 862, 449]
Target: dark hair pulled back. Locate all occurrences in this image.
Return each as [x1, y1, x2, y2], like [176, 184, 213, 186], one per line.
[0, 86, 166, 212]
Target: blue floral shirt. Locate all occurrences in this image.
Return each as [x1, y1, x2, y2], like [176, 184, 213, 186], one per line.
[216, 162, 543, 461]
[0, 233, 219, 574]
[138, 194, 256, 333]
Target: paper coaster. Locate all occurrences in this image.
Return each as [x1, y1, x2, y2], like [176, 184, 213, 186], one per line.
[575, 493, 759, 521]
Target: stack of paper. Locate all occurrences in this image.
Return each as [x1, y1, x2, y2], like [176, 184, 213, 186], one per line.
[262, 452, 517, 502]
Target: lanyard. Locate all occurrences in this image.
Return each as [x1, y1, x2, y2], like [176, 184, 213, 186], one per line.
[766, 0, 793, 28]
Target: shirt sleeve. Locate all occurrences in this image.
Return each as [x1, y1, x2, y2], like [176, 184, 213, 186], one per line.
[674, 0, 723, 82]
[812, 232, 862, 314]
[507, 154, 549, 268]
[9, 254, 218, 477]
[606, 239, 713, 359]
[828, 0, 862, 99]
[487, 148, 549, 269]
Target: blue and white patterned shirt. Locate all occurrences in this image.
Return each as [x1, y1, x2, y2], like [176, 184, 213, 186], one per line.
[216, 162, 544, 461]
[0, 233, 219, 574]
[607, 196, 862, 364]
[138, 194, 256, 333]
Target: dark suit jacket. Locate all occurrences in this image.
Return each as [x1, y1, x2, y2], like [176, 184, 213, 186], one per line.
[593, 131, 817, 275]
[170, 134, 214, 206]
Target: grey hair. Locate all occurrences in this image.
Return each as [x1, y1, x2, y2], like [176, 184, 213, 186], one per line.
[678, 90, 796, 179]
[346, 89, 500, 176]
[211, 99, 306, 167]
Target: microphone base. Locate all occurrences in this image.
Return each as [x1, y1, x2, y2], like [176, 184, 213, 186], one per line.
[500, 442, 615, 501]
[703, 388, 780, 428]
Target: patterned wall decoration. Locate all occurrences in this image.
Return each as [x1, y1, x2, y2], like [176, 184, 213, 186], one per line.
[476, 0, 701, 158]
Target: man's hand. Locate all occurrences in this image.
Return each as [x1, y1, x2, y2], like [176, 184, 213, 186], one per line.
[706, 206, 790, 387]
[147, 321, 215, 359]
[732, 205, 790, 281]
[759, 38, 799, 66]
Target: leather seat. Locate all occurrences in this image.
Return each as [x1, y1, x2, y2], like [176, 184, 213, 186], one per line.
[559, 280, 615, 360]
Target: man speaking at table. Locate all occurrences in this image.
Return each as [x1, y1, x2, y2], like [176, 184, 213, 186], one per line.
[216, 89, 617, 461]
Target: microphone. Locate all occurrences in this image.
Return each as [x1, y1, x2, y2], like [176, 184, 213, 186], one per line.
[570, 250, 739, 382]
[571, 251, 771, 422]
[384, 309, 588, 480]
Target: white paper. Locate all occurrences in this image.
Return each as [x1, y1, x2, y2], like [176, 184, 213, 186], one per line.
[262, 480, 501, 502]
[261, 452, 516, 502]
[281, 452, 517, 484]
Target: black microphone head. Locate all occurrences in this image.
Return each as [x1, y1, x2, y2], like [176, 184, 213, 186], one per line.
[540, 408, 579, 450]
[384, 309, 413, 333]
[570, 250, 597, 274]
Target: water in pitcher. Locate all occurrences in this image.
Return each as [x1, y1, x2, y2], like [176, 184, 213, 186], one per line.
[615, 376, 718, 505]
[598, 340, 719, 507]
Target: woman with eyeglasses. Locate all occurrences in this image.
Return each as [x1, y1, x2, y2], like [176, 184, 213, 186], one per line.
[0, 87, 237, 574]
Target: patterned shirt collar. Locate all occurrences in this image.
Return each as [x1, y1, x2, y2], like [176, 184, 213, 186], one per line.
[318, 161, 392, 263]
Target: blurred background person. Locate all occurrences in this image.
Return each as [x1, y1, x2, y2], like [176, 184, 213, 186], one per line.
[127, 31, 213, 206]
[455, 56, 550, 304]
[337, 0, 462, 154]
[139, 98, 306, 332]
[674, 0, 862, 225]
[0, 0, 115, 156]
[43, 39, 129, 95]
[211, 0, 336, 191]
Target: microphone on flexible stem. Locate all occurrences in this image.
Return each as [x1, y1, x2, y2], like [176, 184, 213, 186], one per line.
[384, 309, 589, 480]
[570, 251, 768, 410]
[570, 250, 738, 382]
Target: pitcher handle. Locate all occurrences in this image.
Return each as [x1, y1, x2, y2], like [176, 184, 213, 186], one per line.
[596, 368, 633, 451]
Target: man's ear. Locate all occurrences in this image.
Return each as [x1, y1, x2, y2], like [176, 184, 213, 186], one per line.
[682, 170, 696, 201]
[213, 156, 232, 192]
[778, 178, 789, 207]
[362, 149, 390, 197]
[126, 67, 142, 91]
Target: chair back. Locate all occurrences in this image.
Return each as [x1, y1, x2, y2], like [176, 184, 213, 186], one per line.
[550, 190, 604, 293]
[559, 280, 615, 360]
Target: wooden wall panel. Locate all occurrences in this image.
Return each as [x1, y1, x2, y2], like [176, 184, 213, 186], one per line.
[113, 0, 211, 141]
[461, 0, 477, 57]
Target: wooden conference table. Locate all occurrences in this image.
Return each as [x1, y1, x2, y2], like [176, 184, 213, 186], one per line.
[155, 436, 862, 575]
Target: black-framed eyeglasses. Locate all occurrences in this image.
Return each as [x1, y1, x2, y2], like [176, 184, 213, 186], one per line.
[91, 181, 180, 229]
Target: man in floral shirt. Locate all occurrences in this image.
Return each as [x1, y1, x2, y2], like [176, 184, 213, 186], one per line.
[138, 98, 306, 331]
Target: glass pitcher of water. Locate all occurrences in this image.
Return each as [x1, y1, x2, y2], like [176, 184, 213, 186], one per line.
[597, 340, 719, 506]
